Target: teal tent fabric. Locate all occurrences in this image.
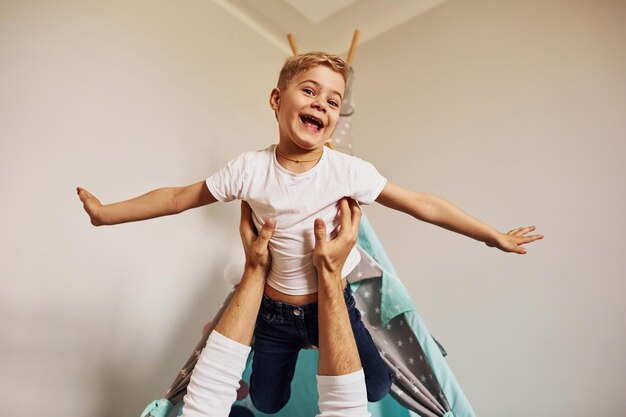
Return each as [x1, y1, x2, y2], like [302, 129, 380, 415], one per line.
[234, 350, 412, 417]
[355, 214, 475, 417]
[141, 399, 173, 417]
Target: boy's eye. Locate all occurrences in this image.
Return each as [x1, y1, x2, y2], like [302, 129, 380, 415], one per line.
[303, 88, 314, 95]
[328, 100, 338, 107]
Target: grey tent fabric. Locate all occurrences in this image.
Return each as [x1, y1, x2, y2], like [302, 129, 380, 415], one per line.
[328, 68, 355, 153]
[348, 248, 451, 417]
[164, 290, 236, 404]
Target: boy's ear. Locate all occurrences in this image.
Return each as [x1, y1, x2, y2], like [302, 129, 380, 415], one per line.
[269, 88, 280, 110]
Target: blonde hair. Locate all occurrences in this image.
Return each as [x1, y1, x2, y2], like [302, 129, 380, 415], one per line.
[277, 52, 350, 90]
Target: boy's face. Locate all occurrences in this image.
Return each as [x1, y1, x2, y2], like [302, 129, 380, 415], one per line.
[270, 65, 345, 152]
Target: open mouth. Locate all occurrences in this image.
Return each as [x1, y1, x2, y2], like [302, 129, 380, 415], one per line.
[299, 114, 324, 132]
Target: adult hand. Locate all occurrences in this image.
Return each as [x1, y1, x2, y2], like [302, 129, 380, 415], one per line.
[312, 198, 362, 275]
[239, 201, 275, 271]
[487, 225, 544, 254]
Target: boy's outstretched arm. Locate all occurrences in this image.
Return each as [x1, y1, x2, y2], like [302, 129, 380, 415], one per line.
[76, 180, 217, 226]
[376, 182, 543, 254]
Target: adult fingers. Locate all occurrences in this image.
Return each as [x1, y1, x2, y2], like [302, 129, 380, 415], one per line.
[347, 198, 362, 237]
[239, 201, 256, 242]
[256, 219, 276, 246]
[313, 218, 328, 252]
[335, 198, 356, 244]
[337, 198, 351, 233]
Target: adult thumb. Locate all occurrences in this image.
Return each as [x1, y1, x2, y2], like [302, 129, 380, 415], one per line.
[258, 219, 276, 243]
[314, 218, 327, 245]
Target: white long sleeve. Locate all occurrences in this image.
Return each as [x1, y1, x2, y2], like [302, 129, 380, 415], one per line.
[316, 369, 371, 417]
[181, 331, 369, 417]
[181, 331, 251, 417]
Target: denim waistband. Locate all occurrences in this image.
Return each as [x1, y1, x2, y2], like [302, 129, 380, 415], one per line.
[261, 284, 353, 318]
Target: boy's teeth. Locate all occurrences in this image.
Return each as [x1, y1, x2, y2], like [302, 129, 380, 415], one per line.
[301, 116, 321, 131]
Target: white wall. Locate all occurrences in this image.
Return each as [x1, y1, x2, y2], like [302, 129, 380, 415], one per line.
[353, 0, 626, 416]
[0, 1, 284, 416]
[1, 1, 625, 416]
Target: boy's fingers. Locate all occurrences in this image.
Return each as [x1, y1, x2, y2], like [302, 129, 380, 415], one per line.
[77, 187, 89, 201]
[518, 234, 544, 244]
[510, 226, 536, 236]
[517, 226, 536, 235]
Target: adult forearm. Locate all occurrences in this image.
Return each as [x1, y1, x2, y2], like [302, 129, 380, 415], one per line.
[317, 270, 361, 376]
[214, 265, 267, 346]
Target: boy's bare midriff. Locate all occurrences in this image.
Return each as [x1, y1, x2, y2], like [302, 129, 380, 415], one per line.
[263, 277, 348, 306]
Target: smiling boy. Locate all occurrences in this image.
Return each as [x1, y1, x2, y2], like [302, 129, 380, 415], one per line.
[78, 52, 542, 414]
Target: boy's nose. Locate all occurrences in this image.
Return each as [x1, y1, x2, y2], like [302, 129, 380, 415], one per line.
[311, 100, 326, 112]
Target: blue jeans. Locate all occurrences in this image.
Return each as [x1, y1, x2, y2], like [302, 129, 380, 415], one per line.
[250, 285, 392, 414]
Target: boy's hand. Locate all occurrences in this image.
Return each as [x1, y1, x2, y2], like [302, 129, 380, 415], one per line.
[239, 201, 275, 271]
[77, 187, 103, 226]
[487, 226, 544, 254]
[313, 198, 362, 275]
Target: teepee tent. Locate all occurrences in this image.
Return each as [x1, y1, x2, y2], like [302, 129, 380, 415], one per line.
[141, 32, 476, 417]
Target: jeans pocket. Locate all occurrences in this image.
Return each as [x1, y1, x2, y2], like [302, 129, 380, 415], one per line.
[261, 309, 276, 323]
[257, 301, 277, 324]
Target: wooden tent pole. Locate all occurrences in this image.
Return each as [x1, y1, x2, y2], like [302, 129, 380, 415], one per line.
[287, 33, 298, 55]
[346, 30, 360, 65]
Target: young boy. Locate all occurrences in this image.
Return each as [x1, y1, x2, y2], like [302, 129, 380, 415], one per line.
[77, 52, 542, 413]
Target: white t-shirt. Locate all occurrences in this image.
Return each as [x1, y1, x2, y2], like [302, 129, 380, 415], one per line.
[206, 145, 387, 295]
